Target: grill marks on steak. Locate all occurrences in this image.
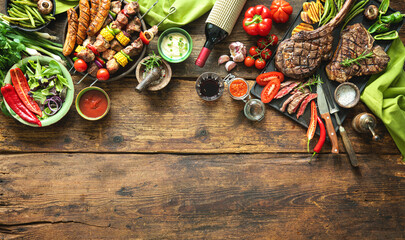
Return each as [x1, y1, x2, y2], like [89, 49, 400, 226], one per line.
[326, 23, 390, 82]
[274, 0, 355, 79]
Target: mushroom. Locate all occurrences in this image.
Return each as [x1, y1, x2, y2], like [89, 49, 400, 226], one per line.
[37, 0, 53, 15]
[364, 5, 378, 21]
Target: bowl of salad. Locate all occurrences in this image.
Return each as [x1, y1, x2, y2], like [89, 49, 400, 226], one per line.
[2, 56, 74, 127]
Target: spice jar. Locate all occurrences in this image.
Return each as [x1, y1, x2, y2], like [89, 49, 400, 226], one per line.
[334, 82, 360, 108]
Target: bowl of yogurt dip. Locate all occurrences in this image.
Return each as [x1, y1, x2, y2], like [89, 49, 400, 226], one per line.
[158, 27, 193, 63]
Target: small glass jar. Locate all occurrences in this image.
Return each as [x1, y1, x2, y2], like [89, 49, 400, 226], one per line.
[244, 99, 265, 121]
[227, 78, 250, 101]
[195, 72, 224, 101]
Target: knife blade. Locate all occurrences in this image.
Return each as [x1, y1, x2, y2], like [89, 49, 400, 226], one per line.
[317, 83, 339, 154]
[323, 81, 359, 167]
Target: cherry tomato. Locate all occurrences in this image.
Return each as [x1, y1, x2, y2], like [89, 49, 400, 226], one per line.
[74, 59, 87, 73]
[256, 71, 285, 86]
[255, 58, 266, 70]
[244, 56, 255, 67]
[257, 37, 269, 49]
[261, 78, 281, 103]
[249, 46, 260, 57]
[96, 68, 110, 81]
[268, 34, 279, 46]
[261, 48, 272, 60]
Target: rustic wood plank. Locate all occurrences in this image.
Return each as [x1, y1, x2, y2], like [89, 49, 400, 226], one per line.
[0, 153, 404, 239]
[0, 79, 400, 154]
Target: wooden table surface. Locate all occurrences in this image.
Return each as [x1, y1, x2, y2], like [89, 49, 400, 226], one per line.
[1, 0, 405, 239]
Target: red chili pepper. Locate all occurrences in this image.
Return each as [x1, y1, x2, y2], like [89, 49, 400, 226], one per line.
[311, 115, 326, 161]
[139, 31, 151, 45]
[306, 101, 317, 152]
[243, 5, 273, 36]
[87, 44, 99, 56]
[10, 68, 42, 117]
[1, 84, 41, 127]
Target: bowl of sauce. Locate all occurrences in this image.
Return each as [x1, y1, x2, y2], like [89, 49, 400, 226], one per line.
[228, 78, 249, 100]
[158, 27, 193, 63]
[75, 87, 110, 121]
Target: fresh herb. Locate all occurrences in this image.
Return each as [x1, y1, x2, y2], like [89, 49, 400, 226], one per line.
[297, 74, 323, 92]
[340, 50, 374, 67]
[168, 36, 173, 41]
[141, 51, 162, 72]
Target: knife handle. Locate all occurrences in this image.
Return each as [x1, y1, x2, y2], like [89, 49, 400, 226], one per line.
[339, 126, 359, 167]
[321, 113, 339, 154]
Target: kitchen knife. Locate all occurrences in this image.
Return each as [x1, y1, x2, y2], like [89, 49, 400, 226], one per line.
[323, 81, 359, 167]
[317, 83, 339, 154]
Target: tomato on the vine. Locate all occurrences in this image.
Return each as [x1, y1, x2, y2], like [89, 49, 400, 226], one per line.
[255, 58, 266, 70]
[261, 48, 272, 60]
[249, 46, 260, 57]
[268, 34, 279, 46]
[244, 56, 255, 67]
[257, 37, 269, 49]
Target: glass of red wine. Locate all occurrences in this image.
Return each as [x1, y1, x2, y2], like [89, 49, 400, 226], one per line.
[195, 72, 224, 101]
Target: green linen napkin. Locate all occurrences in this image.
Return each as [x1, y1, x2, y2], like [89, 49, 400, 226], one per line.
[55, 0, 215, 30]
[137, 0, 215, 30]
[361, 38, 405, 158]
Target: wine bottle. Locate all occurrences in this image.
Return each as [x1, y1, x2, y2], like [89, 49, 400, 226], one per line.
[195, 0, 247, 68]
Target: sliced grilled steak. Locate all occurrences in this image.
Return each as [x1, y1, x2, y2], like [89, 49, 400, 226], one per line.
[326, 23, 390, 83]
[275, 81, 300, 99]
[280, 80, 294, 88]
[288, 91, 310, 114]
[296, 93, 317, 119]
[274, 0, 355, 79]
[280, 88, 309, 112]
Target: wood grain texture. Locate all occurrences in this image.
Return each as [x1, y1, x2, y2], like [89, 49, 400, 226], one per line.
[0, 153, 404, 239]
[0, 79, 400, 155]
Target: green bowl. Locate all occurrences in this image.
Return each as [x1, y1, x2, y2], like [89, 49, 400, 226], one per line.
[157, 27, 193, 63]
[3, 56, 74, 127]
[75, 87, 110, 121]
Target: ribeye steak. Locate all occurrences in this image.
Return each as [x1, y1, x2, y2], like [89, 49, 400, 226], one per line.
[274, 0, 355, 79]
[325, 23, 390, 82]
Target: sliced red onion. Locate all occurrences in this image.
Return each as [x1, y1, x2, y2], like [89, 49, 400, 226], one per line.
[95, 59, 103, 68]
[108, 13, 114, 22]
[122, 31, 130, 38]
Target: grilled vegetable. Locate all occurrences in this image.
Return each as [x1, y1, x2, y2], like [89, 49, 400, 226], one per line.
[63, 8, 78, 56]
[77, 0, 91, 45]
[364, 5, 378, 21]
[37, 0, 53, 15]
[87, 0, 111, 36]
[292, 22, 314, 35]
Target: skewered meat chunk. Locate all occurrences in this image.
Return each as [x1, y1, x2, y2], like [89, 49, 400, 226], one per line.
[102, 49, 116, 61]
[77, 49, 95, 62]
[110, 1, 122, 14]
[93, 34, 110, 53]
[149, 25, 158, 35]
[116, 12, 128, 26]
[102, 17, 113, 29]
[83, 36, 96, 48]
[124, 1, 139, 15]
[110, 39, 123, 52]
[88, 62, 99, 77]
[106, 59, 120, 74]
[126, 18, 141, 35]
[123, 38, 143, 57]
[111, 20, 125, 30]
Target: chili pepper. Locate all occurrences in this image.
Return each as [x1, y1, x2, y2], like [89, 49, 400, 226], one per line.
[381, 11, 405, 24]
[374, 30, 399, 40]
[139, 31, 151, 45]
[378, 0, 390, 22]
[306, 101, 317, 153]
[109, 10, 116, 19]
[368, 21, 390, 34]
[243, 5, 273, 36]
[10, 68, 42, 117]
[1, 84, 41, 126]
[310, 115, 326, 162]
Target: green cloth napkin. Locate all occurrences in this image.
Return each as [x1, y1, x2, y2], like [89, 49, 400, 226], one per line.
[55, 0, 215, 30]
[137, 0, 215, 30]
[361, 38, 405, 158]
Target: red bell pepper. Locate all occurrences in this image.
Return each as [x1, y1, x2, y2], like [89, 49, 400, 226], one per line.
[1, 84, 41, 127]
[10, 68, 42, 117]
[87, 44, 99, 56]
[243, 5, 273, 36]
[270, 0, 293, 23]
[139, 31, 152, 45]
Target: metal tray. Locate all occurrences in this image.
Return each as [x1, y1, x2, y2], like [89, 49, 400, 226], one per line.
[250, 0, 404, 135]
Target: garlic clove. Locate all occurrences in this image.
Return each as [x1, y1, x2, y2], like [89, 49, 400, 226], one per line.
[225, 61, 237, 72]
[218, 55, 230, 65]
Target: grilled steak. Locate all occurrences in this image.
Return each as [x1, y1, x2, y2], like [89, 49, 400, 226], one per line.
[275, 81, 300, 99]
[274, 0, 355, 79]
[296, 93, 317, 119]
[288, 92, 309, 114]
[326, 23, 390, 82]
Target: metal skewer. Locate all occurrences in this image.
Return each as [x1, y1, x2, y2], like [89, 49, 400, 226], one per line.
[139, 0, 159, 20]
[76, 73, 88, 85]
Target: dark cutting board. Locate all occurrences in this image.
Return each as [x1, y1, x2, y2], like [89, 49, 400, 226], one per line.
[250, 0, 404, 136]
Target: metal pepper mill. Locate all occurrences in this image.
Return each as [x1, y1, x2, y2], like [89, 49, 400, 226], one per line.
[352, 113, 381, 141]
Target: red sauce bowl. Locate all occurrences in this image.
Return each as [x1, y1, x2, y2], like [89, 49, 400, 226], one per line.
[75, 87, 111, 121]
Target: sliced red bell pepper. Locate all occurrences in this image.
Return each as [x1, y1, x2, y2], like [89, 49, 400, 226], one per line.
[1, 84, 41, 126]
[139, 31, 152, 45]
[243, 5, 273, 36]
[87, 44, 99, 56]
[10, 68, 42, 117]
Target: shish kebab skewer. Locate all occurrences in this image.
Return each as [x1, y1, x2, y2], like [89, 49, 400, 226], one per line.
[139, 6, 176, 45]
